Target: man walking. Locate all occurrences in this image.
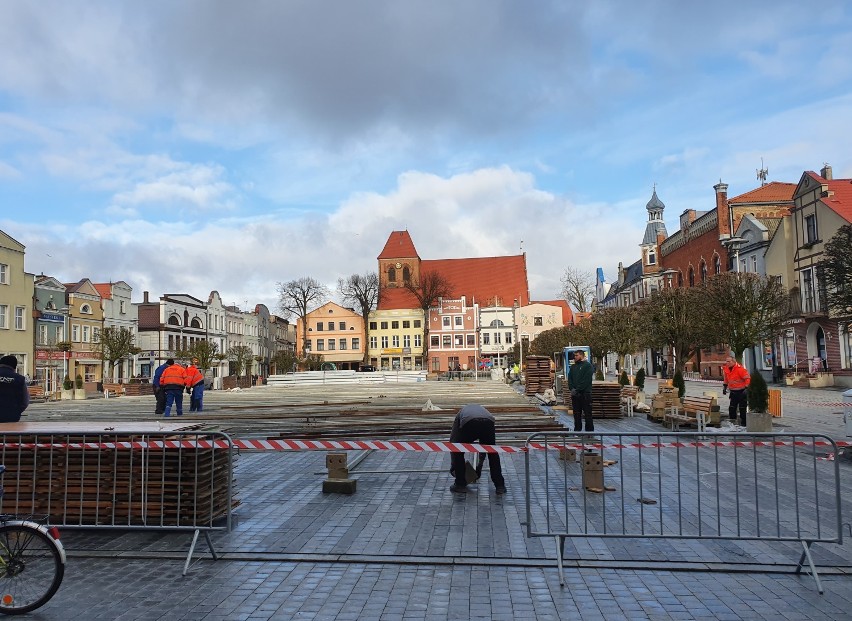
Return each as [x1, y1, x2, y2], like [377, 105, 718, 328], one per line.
[722, 354, 750, 426]
[449, 404, 506, 495]
[567, 349, 594, 433]
[159, 359, 187, 417]
[152, 359, 168, 415]
[0, 355, 28, 423]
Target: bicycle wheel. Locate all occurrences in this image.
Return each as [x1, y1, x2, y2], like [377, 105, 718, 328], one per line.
[0, 524, 64, 615]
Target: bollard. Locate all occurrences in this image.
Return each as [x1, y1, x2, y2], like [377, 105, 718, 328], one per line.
[322, 452, 357, 494]
[582, 451, 603, 490]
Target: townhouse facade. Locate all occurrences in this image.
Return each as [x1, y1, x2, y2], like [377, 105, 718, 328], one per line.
[0, 231, 34, 375]
[94, 281, 137, 382]
[33, 276, 68, 391]
[63, 279, 105, 389]
[298, 301, 365, 370]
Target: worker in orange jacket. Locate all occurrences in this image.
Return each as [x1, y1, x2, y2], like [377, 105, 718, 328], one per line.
[722, 355, 750, 427]
[185, 357, 205, 412]
[160, 359, 187, 417]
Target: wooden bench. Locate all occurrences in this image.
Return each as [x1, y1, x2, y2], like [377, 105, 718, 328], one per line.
[27, 385, 47, 402]
[102, 383, 124, 398]
[665, 395, 719, 430]
[621, 386, 639, 417]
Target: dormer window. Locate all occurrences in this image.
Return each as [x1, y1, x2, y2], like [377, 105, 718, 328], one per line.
[648, 250, 656, 265]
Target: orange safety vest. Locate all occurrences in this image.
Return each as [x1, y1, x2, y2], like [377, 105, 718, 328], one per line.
[723, 363, 750, 391]
[185, 365, 204, 388]
[160, 364, 187, 389]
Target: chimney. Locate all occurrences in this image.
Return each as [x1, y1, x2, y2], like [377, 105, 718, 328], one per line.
[143, 291, 149, 303]
[715, 181, 730, 237]
[617, 261, 625, 287]
[679, 209, 696, 232]
[820, 163, 833, 180]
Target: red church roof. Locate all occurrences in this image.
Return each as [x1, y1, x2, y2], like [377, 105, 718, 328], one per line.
[421, 256, 529, 307]
[378, 230, 420, 260]
[378, 287, 422, 310]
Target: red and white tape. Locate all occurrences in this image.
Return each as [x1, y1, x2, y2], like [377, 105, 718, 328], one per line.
[1, 437, 849, 454]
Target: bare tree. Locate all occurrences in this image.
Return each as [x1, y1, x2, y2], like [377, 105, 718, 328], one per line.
[638, 286, 705, 374]
[698, 273, 789, 362]
[404, 270, 454, 360]
[337, 272, 379, 362]
[559, 267, 595, 313]
[97, 326, 140, 381]
[277, 277, 330, 353]
[593, 306, 642, 372]
[821, 224, 852, 318]
[227, 345, 254, 377]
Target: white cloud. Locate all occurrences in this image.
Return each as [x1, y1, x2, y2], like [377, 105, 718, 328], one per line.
[0, 161, 21, 179]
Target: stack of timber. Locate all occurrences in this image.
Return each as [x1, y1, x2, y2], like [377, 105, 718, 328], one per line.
[268, 370, 428, 387]
[590, 382, 623, 419]
[124, 383, 154, 396]
[524, 356, 553, 395]
[0, 423, 235, 527]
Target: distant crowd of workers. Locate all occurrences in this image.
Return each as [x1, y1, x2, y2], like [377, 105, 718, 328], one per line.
[151, 357, 206, 417]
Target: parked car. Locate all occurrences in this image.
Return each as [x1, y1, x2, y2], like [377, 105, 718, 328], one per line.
[358, 365, 376, 372]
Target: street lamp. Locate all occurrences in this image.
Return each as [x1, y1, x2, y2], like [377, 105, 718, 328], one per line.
[721, 237, 745, 273]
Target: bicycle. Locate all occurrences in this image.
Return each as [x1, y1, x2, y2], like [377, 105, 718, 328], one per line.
[0, 466, 66, 615]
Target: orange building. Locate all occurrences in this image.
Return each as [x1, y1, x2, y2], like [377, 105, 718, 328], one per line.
[297, 302, 365, 370]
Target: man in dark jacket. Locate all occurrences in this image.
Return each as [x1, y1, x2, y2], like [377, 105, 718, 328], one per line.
[152, 359, 169, 415]
[0, 355, 28, 423]
[567, 350, 594, 432]
[449, 404, 506, 495]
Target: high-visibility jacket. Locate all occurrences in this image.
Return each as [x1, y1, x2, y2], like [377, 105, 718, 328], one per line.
[723, 362, 750, 391]
[185, 365, 204, 388]
[160, 363, 187, 390]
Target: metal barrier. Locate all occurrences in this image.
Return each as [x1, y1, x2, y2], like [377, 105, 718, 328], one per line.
[0, 430, 234, 575]
[525, 432, 843, 593]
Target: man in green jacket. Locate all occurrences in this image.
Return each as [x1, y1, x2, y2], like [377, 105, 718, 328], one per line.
[567, 350, 594, 432]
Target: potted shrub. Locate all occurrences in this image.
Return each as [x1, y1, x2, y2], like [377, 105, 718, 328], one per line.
[634, 367, 646, 402]
[672, 370, 686, 399]
[61, 375, 74, 400]
[74, 374, 86, 400]
[618, 370, 629, 387]
[746, 372, 772, 432]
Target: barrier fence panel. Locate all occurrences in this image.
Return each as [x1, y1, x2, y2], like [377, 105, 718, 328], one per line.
[525, 432, 843, 593]
[0, 431, 234, 575]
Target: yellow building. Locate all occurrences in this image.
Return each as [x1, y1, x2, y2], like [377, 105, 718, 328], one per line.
[297, 302, 365, 370]
[367, 308, 425, 370]
[0, 230, 34, 375]
[64, 279, 105, 390]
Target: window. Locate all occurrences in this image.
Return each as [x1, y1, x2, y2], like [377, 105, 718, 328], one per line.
[55, 326, 64, 342]
[403, 335, 410, 347]
[391, 321, 399, 329]
[505, 332, 513, 344]
[0, 263, 7, 284]
[38, 324, 48, 344]
[700, 261, 707, 283]
[82, 325, 91, 342]
[338, 339, 346, 350]
[369, 321, 377, 330]
[381, 321, 388, 330]
[454, 316, 463, 327]
[494, 332, 502, 344]
[466, 334, 475, 346]
[402, 320, 410, 329]
[431, 335, 440, 347]
[316, 339, 325, 351]
[442, 335, 451, 347]
[533, 316, 543, 326]
[327, 339, 335, 351]
[413, 320, 421, 328]
[306, 339, 312, 351]
[80, 304, 91, 314]
[381, 336, 389, 348]
[483, 333, 490, 345]
[316, 322, 323, 331]
[14, 307, 25, 330]
[714, 255, 721, 275]
[328, 321, 335, 331]
[402, 266, 411, 282]
[369, 336, 377, 349]
[92, 327, 100, 343]
[388, 267, 396, 282]
[72, 324, 80, 342]
[392, 335, 400, 347]
[455, 334, 464, 346]
[340, 321, 346, 330]
[414, 334, 421, 347]
[648, 250, 656, 265]
[677, 272, 683, 287]
[805, 214, 817, 244]
[751, 256, 758, 273]
[688, 268, 695, 287]
[352, 338, 360, 350]
[120, 300, 126, 314]
[442, 317, 451, 328]
[432, 357, 440, 372]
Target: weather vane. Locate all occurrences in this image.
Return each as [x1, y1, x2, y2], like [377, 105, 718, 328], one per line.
[756, 158, 768, 186]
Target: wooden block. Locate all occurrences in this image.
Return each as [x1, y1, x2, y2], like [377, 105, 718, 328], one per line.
[557, 447, 576, 462]
[322, 479, 357, 494]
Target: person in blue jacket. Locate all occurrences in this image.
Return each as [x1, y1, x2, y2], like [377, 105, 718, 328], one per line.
[152, 359, 170, 415]
[0, 355, 28, 423]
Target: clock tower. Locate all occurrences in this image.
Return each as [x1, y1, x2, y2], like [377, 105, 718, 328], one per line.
[377, 231, 421, 288]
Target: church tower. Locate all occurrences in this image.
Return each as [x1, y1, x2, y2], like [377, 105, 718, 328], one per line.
[640, 188, 668, 275]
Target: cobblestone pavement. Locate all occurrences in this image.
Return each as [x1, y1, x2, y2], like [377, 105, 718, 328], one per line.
[16, 378, 852, 619]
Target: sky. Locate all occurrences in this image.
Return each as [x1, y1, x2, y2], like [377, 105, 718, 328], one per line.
[1, 0, 851, 314]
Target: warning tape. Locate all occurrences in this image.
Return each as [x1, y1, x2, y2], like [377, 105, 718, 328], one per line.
[1, 438, 849, 453]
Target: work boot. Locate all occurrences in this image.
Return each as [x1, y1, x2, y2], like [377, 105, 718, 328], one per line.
[449, 484, 468, 494]
[496, 485, 507, 495]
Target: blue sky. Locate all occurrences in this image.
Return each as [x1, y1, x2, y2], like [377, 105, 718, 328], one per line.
[1, 0, 851, 312]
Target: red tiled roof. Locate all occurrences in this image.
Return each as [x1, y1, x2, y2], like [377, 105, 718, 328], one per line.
[377, 230, 420, 260]
[422, 256, 529, 307]
[92, 284, 113, 300]
[822, 177, 852, 223]
[729, 181, 795, 204]
[531, 299, 574, 325]
[378, 287, 422, 310]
